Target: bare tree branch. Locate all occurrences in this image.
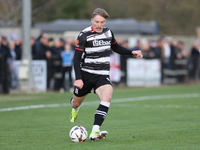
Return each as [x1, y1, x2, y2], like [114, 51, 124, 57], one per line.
[5, 1, 21, 20]
[1, 0, 11, 14]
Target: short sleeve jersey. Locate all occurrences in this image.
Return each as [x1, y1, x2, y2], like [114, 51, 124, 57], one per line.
[75, 26, 116, 76]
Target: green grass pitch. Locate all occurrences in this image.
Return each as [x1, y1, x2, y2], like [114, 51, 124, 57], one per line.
[0, 84, 200, 150]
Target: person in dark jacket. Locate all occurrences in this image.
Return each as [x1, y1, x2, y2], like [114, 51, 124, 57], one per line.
[33, 33, 51, 59]
[189, 40, 200, 80]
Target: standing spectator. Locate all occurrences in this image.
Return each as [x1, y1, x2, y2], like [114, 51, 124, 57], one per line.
[50, 39, 62, 58]
[59, 38, 65, 50]
[65, 38, 72, 44]
[31, 37, 36, 58]
[140, 39, 156, 59]
[60, 42, 74, 92]
[160, 37, 177, 82]
[188, 40, 200, 81]
[0, 35, 10, 93]
[0, 35, 9, 58]
[176, 41, 189, 83]
[132, 40, 140, 50]
[34, 33, 52, 90]
[65, 38, 72, 49]
[176, 41, 189, 59]
[11, 33, 21, 60]
[7, 41, 18, 90]
[0, 38, 4, 56]
[150, 40, 162, 59]
[34, 33, 51, 59]
[71, 38, 77, 51]
[161, 37, 173, 69]
[48, 37, 54, 47]
[7, 41, 17, 61]
[120, 40, 130, 83]
[171, 39, 179, 55]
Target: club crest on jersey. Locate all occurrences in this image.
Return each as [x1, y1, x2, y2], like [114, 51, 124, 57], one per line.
[93, 40, 111, 47]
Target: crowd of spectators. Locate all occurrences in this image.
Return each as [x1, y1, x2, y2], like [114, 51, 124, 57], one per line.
[0, 33, 76, 92]
[0, 32, 200, 92]
[135, 37, 200, 83]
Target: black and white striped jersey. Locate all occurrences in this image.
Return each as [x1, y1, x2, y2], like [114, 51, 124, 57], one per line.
[75, 26, 116, 76]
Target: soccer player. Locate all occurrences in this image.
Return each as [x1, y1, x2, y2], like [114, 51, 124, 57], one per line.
[70, 8, 143, 141]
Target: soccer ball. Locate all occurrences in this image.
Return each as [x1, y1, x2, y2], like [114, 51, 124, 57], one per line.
[69, 126, 88, 142]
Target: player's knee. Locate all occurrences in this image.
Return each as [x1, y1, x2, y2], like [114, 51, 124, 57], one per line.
[102, 95, 112, 102]
[72, 101, 80, 108]
[108, 96, 112, 102]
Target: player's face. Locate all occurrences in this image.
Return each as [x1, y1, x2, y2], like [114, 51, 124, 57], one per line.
[91, 15, 106, 33]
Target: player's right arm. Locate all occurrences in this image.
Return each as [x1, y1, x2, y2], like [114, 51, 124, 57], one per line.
[73, 32, 86, 89]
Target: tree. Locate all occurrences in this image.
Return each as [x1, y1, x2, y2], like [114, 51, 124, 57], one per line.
[86, 0, 200, 35]
[0, 0, 90, 26]
[32, 0, 90, 22]
[0, 0, 22, 27]
[0, 0, 200, 35]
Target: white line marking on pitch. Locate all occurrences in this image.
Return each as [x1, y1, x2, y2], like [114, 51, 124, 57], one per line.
[113, 104, 200, 109]
[0, 93, 199, 112]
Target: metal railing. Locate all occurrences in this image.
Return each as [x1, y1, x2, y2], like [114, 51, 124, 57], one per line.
[162, 57, 200, 84]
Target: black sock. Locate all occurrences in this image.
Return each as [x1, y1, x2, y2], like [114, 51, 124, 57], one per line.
[93, 104, 109, 126]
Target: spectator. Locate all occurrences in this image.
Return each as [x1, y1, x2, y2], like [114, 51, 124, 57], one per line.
[11, 33, 21, 60]
[175, 41, 189, 83]
[0, 35, 9, 59]
[188, 40, 200, 80]
[121, 40, 129, 48]
[48, 37, 54, 47]
[47, 38, 64, 91]
[0, 36, 9, 93]
[0, 38, 4, 56]
[33, 33, 51, 59]
[65, 38, 72, 44]
[31, 37, 36, 57]
[132, 40, 140, 50]
[161, 37, 176, 70]
[59, 38, 65, 50]
[150, 40, 162, 59]
[171, 38, 179, 54]
[60, 42, 74, 92]
[50, 38, 62, 58]
[120, 40, 129, 83]
[7, 41, 17, 62]
[176, 41, 189, 59]
[140, 38, 155, 59]
[7, 41, 18, 90]
[71, 38, 77, 51]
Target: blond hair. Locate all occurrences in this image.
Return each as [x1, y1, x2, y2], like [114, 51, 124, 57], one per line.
[92, 8, 109, 18]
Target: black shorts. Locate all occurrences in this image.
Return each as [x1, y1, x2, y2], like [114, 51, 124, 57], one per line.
[74, 71, 112, 97]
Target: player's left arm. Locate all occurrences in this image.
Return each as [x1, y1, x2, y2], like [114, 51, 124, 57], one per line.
[111, 42, 143, 58]
[111, 31, 143, 58]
